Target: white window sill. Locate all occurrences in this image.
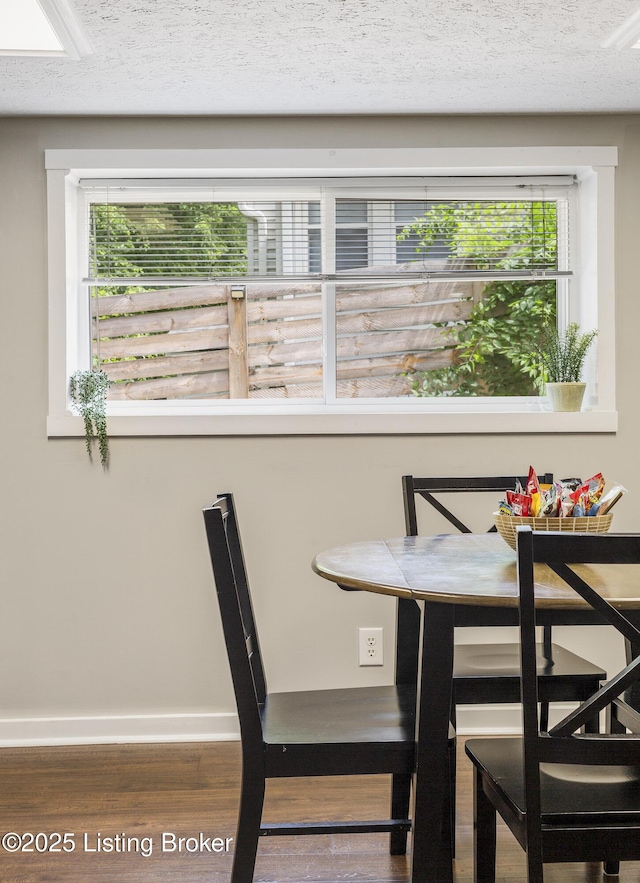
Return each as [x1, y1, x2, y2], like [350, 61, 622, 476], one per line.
[47, 408, 618, 437]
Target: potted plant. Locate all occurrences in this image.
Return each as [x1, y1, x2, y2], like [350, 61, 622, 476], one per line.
[69, 369, 110, 466]
[536, 323, 598, 411]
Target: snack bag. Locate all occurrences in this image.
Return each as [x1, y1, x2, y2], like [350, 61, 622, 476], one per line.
[506, 490, 531, 517]
[575, 473, 603, 492]
[498, 499, 513, 516]
[591, 484, 628, 516]
[539, 483, 560, 517]
[526, 466, 542, 517]
[584, 472, 605, 503]
[558, 479, 581, 517]
[572, 492, 588, 518]
[559, 478, 582, 492]
[570, 473, 605, 515]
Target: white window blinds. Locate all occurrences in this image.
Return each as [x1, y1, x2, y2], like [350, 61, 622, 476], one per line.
[83, 178, 573, 284]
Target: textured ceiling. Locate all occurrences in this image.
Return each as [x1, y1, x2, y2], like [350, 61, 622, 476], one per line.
[2, 0, 640, 115]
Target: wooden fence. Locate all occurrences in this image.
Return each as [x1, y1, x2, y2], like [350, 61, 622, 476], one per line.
[93, 280, 481, 400]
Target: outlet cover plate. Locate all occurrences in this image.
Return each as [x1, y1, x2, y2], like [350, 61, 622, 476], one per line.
[358, 627, 384, 666]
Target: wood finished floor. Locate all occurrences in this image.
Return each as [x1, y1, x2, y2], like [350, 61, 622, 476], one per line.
[0, 738, 638, 882]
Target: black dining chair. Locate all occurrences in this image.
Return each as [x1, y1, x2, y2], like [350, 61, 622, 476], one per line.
[465, 527, 640, 883]
[609, 624, 640, 738]
[395, 475, 606, 851]
[203, 493, 454, 883]
[400, 475, 605, 728]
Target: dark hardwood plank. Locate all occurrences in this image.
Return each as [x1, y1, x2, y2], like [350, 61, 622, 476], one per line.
[0, 739, 638, 881]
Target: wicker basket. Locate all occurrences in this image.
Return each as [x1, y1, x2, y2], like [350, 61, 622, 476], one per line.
[493, 512, 613, 551]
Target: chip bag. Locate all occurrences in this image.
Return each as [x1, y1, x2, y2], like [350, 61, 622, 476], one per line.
[525, 466, 542, 517]
[539, 483, 560, 517]
[506, 490, 531, 517]
[570, 473, 605, 515]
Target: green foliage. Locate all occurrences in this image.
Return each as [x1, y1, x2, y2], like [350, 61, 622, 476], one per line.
[400, 201, 558, 397]
[406, 280, 557, 397]
[91, 202, 249, 296]
[69, 370, 110, 467]
[536, 323, 597, 389]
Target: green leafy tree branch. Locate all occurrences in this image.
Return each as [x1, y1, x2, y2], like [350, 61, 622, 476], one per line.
[90, 201, 249, 296]
[399, 201, 558, 396]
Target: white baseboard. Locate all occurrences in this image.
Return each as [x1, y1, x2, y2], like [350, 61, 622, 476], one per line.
[0, 713, 240, 747]
[0, 703, 577, 747]
[456, 702, 577, 735]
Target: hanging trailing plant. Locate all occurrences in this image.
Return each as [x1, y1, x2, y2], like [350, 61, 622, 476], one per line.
[69, 369, 110, 467]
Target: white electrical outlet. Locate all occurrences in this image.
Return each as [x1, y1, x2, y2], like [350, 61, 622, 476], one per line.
[358, 627, 384, 666]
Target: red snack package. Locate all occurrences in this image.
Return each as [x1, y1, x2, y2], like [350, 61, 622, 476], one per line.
[558, 478, 582, 517]
[570, 473, 605, 515]
[526, 466, 540, 497]
[526, 466, 542, 516]
[585, 472, 605, 501]
[570, 483, 589, 505]
[506, 490, 531, 517]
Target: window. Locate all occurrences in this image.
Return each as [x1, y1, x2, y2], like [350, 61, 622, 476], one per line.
[46, 148, 618, 435]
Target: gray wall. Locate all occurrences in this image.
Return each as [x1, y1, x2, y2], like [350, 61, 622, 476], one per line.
[0, 114, 637, 742]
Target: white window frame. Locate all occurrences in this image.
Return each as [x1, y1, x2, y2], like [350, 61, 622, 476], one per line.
[46, 147, 618, 436]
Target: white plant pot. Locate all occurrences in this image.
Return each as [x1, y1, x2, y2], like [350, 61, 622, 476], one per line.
[545, 382, 586, 412]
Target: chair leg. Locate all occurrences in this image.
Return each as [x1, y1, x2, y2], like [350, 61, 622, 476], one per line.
[608, 702, 626, 734]
[231, 765, 265, 883]
[389, 773, 411, 855]
[583, 685, 601, 733]
[473, 766, 496, 883]
[446, 700, 458, 858]
[443, 739, 455, 862]
[448, 728, 456, 858]
[539, 701, 549, 733]
[604, 861, 620, 876]
[525, 850, 545, 883]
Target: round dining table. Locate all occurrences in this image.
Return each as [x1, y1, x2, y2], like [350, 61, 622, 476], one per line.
[312, 532, 640, 883]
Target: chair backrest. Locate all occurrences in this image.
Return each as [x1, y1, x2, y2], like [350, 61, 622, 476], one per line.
[203, 494, 267, 748]
[516, 527, 640, 860]
[397, 474, 553, 682]
[402, 474, 554, 536]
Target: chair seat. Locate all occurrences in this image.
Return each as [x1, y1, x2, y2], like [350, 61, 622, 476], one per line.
[465, 737, 640, 825]
[263, 684, 416, 745]
[453, 642, 605, 703]
[262, 684, 433, 777]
